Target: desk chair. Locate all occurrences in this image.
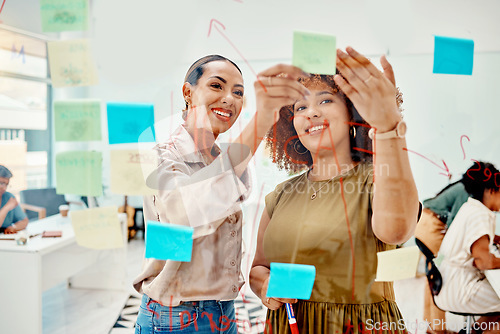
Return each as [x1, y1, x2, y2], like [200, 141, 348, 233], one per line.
[19, 188, 67, 220]
[415, 238, 500, 334]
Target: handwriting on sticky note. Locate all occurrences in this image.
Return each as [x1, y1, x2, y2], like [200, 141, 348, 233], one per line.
[375, 246, 420, 282]
[145, 221, 194, 262]
[266, 262, 316, 299]
[433, 35, 474, 75]
[55, 151, 102, 196]
[47, 39, 98, 87]
[40, 0, 89, 32]
[107, 102, 156, 144]
[293, 31, 336, 75]
[110, 149, 158, 196]
[54, 99, 101, 142]
[70, 206, 124, 249]
[11, 44, 25, 64]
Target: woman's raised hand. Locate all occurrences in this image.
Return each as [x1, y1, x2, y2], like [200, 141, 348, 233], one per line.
[334, 47, 401, 133]
[255, 64, 310, 131]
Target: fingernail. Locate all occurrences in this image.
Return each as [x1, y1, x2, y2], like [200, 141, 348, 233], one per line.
[337, 49, 346, 58]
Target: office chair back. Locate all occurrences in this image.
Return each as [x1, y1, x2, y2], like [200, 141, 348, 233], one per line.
[415, 238, 443, 296]
[19, 188, 67, 220]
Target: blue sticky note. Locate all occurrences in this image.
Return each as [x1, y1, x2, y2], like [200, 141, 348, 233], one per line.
[433, 36, 474, 75]
[145, 221, 194, 262]
[107, 102, 156, 144]
[266, 263, 316, 299]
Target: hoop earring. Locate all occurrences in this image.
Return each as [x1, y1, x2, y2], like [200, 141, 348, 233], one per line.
[350, 126, 357, 139]
[293, 140, 308, 155]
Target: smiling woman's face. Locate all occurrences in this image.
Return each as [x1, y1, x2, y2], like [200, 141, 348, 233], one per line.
[292, 81, 350, 156]
[184, 60, 244, 136]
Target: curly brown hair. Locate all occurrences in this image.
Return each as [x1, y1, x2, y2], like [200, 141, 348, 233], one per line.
[265, 74, 402, 174]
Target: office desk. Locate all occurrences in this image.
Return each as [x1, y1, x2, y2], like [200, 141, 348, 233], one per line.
[0, 214, 128, 334]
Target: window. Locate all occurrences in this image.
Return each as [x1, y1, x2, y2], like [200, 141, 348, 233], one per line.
[0, 26, 51, 195]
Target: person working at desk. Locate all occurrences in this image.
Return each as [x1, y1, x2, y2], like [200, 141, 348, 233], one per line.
[435, 162, 500, 333]
[0, 165, 28, 234]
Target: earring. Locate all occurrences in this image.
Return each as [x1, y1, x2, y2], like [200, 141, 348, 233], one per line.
[350, 126, 357, 139]
[293, 140, 308, 155]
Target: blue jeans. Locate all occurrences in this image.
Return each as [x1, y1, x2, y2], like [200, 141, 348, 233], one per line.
[135, 294, 238, 334]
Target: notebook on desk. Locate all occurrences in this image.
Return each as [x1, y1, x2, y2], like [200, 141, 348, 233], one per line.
[485, 270, 500, 298]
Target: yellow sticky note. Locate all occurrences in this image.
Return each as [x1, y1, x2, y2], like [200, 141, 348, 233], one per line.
[47, 39, 98, 87]
[70, 206, 124, 249]
[375, 246, 420, 281]
[110, 149, 158, 196]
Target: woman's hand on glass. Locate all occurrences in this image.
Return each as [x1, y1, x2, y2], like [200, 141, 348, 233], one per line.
[260, 276, 298, 310]
[255, 64, 310, 130]
[334, 47, 401, 133]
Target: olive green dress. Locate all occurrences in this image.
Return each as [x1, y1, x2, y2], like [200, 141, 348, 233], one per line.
[263, 163, 405, 334]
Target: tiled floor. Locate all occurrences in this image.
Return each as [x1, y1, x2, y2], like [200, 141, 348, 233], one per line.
[41, 237, 468, 334]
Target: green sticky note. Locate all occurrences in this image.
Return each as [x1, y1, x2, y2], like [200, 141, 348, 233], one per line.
[293, 31, 336, 75]
[40, 0, 89, 32]
[56, 151, 102, 196]
[54, 100, 101, 142]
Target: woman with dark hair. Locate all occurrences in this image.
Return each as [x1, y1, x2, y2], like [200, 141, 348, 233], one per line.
[0, 165, 28, 234]
[415, 161, 497, 334]
[250, 47, 420, 334]
[133, 55, 309, 333]
[434, 161, 500, 333]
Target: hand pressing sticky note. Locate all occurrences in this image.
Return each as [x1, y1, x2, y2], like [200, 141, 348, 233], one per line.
[70, 206, 124, 249]
[266, 263, 316, 299]
[433, 36, 474, 75]
[375, 246, 420, 282]
[293, 31, 336, 75]
[107, 102, 156, 144]
[145, 221, 194, 262]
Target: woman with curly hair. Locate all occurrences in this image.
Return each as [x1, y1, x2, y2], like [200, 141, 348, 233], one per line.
[250, 47, 420, 334]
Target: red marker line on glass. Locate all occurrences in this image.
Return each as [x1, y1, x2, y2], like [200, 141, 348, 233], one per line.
[208, 19, 266, 92]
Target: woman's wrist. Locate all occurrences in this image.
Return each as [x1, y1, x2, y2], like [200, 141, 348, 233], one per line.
[10, 224, 17, 231]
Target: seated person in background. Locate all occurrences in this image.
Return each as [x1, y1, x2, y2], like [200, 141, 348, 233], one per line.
[435, 162, 500, 333]
[415, 161, 494, 334]
[0, 165, 28, 234]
